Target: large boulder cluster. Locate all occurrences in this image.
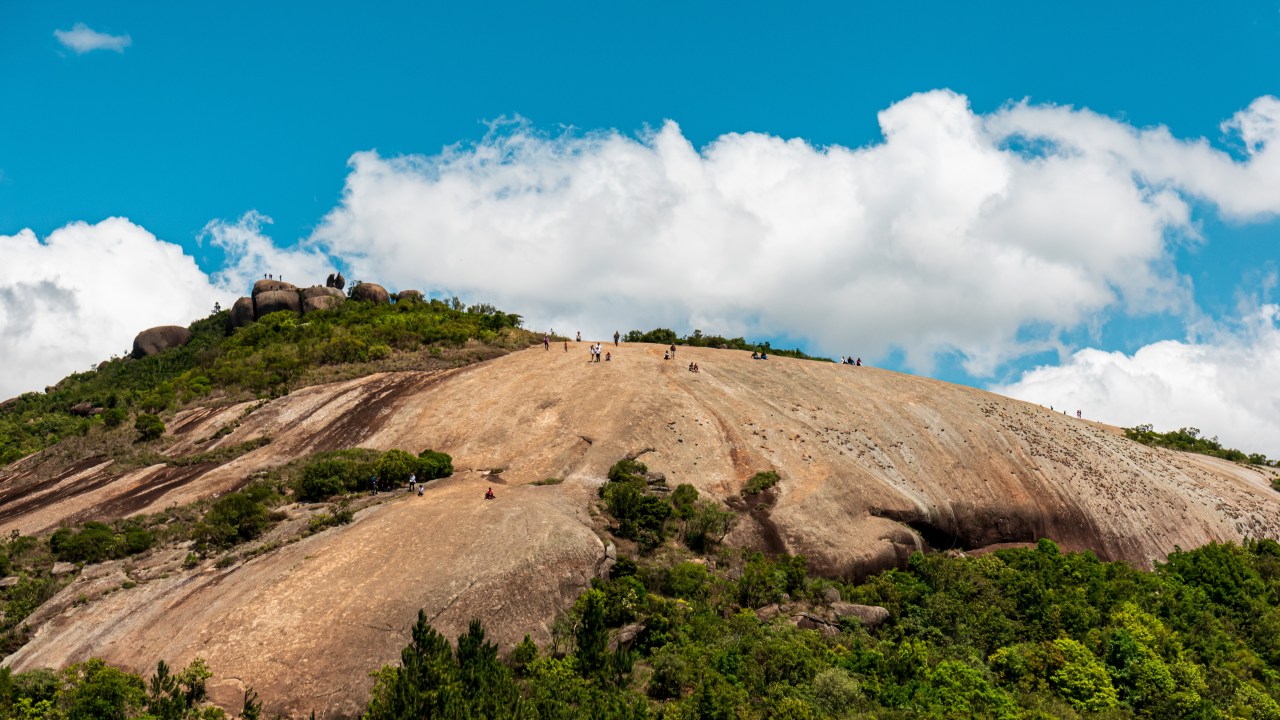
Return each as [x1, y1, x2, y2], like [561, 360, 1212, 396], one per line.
[130, 277, 424, 358]
[223, 277, 422, 332]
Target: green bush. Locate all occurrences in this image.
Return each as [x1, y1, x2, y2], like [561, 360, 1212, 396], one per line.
[606, 458, 647, 483]
[134, 414, 165, 442]
[193, 486, 277, 549]
[744, 470, 780, 495]
[102, 407, 127, 428]
[292, 449, 382, 501]
[417, 449, 454, 479]
[49, 520, 154, 564]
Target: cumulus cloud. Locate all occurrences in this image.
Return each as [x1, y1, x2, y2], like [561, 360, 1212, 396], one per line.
[54, 22, 131, 54]
[0, 219, 230, 401]
[310, 91, 1280, 373]
[201, 211, 336, 294]
[994, 305, 1280, 458]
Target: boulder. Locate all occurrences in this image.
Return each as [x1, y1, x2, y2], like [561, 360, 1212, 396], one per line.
[50, 562, 77, 576]
[303, 286, 345, 300]
[830, 602, 889, 629]
[822, 586, 842, 604]
[395, 289, 424, 303]
[0, 577, 18, 588]
[254, 290, 302, 318]
[131, 326, 191, 359]
[302, 295, 343, 314]
[350, 283, 390, 304]
[69, 402, 100, 417]
[228, 297, 255, 331]
[252, 279, 297, 298]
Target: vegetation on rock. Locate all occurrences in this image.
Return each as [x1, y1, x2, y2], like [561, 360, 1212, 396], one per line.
[1124, 424, 1275, 466]
[0, 297, 529, 465]
[623, 328, 816, 360]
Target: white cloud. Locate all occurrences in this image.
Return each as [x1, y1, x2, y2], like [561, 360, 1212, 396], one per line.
[201, 211, 336, 294]
[0, 219, 230, 401]
[310, 91, 1280, 373]
[993, 305, 1280, 458]
[54, 22, 131, 54]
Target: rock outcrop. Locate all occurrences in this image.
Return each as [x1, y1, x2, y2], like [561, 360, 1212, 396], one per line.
[302, 295, 342, 314]
[302, 286, 345, 301]
[350, 283, 390, 304]
[326, 272, 346, 290]
[228, 297, 255, 330]
[252, 279, 297, 297]
[395, 289, 424, 303]
[254, 290, 302, 318]
[4, 344, 1278, 717]
[130, 326, 191, 359]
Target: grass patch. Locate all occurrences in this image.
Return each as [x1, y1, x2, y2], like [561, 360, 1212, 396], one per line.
[532, 477, 564, 486]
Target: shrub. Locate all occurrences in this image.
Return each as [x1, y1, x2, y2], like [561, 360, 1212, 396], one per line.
[744, 470, 779, 495]
[292, 449, 382, 501]
[607, 458, 647, 483]
[134, 414, 165, 442]
[102, 407, 127, 428]
[374, 449, 420, 486]
[49, 521, 153, 564]
[417, 449, 454, 479]
[194, 487, 275, 549]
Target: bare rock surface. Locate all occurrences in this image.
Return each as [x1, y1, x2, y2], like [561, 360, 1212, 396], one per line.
[130, 326, 191, 359]
[302, 286, 346, 300]
[228, 297, 255, 330]
[252, 279, 297, 297]
[5, 478, 604, 719]
[302, 295, 343, 314]
[349, 283, 390, 304]
[395, 289, 424, 303]
[3, 343, 1279, 717]
[254, 289, 301, 318]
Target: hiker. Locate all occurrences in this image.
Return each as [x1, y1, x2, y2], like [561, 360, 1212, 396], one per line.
[1076, 410, 1082, 419]
[597, 344, 603, 362]
[576, 331, 581, 342]
[614, 331, 620, 346]
[669, 344, 677, 359]
[855, 357, 861, 366]
[752, 351, 760, 360]
[544, 334, 550, 351]
[370, 475, 378, 495]
[605, 351, 611, 361]
[485, 487, 495, 500]
[417, 484, 424, 496]
[409, 472, 417, 493]
[663, 351, 669, 360]
[761, 353, 768, 360]
[564, 341, 568, 352]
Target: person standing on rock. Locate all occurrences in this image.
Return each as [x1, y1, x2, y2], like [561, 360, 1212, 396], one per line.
[544, 334, 550, 351]
[614, 331, 620, 346]
[409, 472, 416, 493]
[370, 474, 378, 495]
[564, 341, 568, 352]
[670, 344, 677, 359]
[576, 331, 581, 342]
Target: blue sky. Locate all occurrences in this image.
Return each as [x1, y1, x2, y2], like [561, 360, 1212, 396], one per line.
[3, 2, 1280, 453]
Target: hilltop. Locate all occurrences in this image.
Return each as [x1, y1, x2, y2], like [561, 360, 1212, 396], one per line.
[1, 288, 1278, 717]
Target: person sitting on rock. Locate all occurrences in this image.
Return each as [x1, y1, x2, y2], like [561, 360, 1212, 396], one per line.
[605, 351, 611, 361]
[752, 351, 759, 359]
[664, 351, 669, 360]
[485, 487, 495, 500]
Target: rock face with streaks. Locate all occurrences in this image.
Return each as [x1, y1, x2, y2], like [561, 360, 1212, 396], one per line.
[3, 344, 1278, 717]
